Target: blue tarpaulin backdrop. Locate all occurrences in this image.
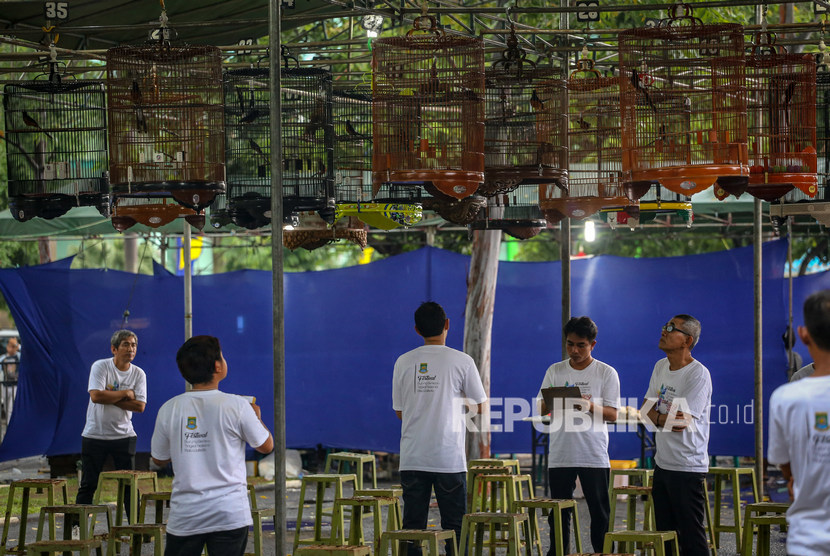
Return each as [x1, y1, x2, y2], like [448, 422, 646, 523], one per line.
[0, 238, 827, 461]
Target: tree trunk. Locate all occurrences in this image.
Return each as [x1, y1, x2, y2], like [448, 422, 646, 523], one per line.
[37, 237, 53, 264]
[463, 225, 502, 461]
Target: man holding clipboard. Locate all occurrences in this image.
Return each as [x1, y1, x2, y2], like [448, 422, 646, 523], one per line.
[536, 317, 620, 555]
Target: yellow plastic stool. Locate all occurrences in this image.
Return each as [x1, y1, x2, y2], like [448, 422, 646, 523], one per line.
[94, 471, 158, 527]
[0, 478, 69, 556]
[378, 529, 457, 556]
[512, 498, 582, 556]
[106, 524, 164, 556]
[325, 453, 378, 490]
[608, 486, 654, 532]
[603, 530, 679, 556]
[709, 467, 759, 554]
[459, 512, 531, 556]
[25, 539, 102, 556]
[331, 496, 402, 551]
[740, 503, 789, 556]
[293, 474, 357, 553]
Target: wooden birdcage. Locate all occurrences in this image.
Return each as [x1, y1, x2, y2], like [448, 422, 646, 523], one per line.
[539, 57, 629, 225]
[469, 184, 547, 239]
[741, 33, 817, 202]
[283, 213, 367, 251]
[111, 195, 203, 232]
[3, 68, 109, 222]
[618, 4, 748, 198]
[372, 14, 485, 200]
[106, 40, 225, 210]
[482, 28, 567, 197]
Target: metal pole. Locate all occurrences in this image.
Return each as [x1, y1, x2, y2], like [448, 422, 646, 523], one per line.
[560, 0, 570, 362]
[183, 221, 193, 342]
[753, 198, 764, 499]
[787, 217, 794, 377]
[269, 0, 287, 553]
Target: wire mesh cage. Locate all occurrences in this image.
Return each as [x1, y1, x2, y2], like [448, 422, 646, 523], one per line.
[482, 32, 567, 198]
[618, 4, 748, 198]
[111, 195, 203, 232]
[743, 34, 817, 202]
[4, 77, 109, 221]
[539, 58, 629, 225]
[106, 41, 225, 210]
[469, 184, 548, 239]
[372, 15, 485, 200]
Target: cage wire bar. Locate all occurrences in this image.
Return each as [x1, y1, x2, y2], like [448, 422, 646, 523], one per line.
[539, 55, 629, 225]
[618, 3, 748, 200]
[372, 14, 485, 201]
[106, 41, 226, 218]
[743, 32, 817, 202]
[4, 78, 109, 221]
[470, 183, 548, 239]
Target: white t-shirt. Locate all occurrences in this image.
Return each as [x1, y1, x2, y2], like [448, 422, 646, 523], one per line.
[82, 358, 147, 440]
[392, 344, 487, 473]
[536, 359, 620, 468]
[151, 390, 271, 536]
[644, 358, 712, 473]
[768, 375, 830, 556]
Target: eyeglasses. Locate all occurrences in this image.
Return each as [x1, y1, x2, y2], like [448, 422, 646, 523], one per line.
[662, 323, 691, 337]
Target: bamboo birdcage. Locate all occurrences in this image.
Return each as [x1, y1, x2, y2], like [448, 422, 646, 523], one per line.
[539, 57, 629, 225]
[106, 41, 225, 210]
[743, 32, 817, 202]
[618, 4, 748, 198]
[482, 27, 568, 197]
[372, 14, 485, 200]
[469, 184, 548, 239]
[4, 67, 109, 221]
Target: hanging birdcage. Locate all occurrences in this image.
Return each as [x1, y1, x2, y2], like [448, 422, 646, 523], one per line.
[3, 58, 109, 222]
[209, 193, 232, 229]
[618, 4, 748, 198]
[372, 14, 485, 200]
[283, 212, 367, 251]
[106, 39, 225, 210]
[111, 195, 204, 232]
[600, 185, 693, 229]
[742, 32, 817, 202]
[482, 27, 568, 198]
[539, 57, 629, 225]
[469, 184, 548, 239]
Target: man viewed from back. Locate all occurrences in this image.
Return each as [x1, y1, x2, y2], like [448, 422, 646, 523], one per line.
[769, 290, 830, 555]
[392, 301, 487, 554]
[641, 315, 711, 556]
[76, 330, 146, 521]
[151, 335, 273, 556]
[537, 316, 619, 554]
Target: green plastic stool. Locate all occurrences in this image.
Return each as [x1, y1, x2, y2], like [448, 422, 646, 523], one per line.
[106, 524, 164, 556]
[512, 498, 581, 556]
[603, 530, 679, 556]
[94, 470, 158, 527]
[25, 539, 102, 556]
[325, 453, 377, 490]
[138, 492, 171, 524]
[608, 485, 654, 532]
[377, 529, 457, 556]
[741, 504, 789, 556]
[331, 496, 402, 551]
[35, 504, 111, 545]
[469, 459, 521, 475]
[459, 512, 530, 556]
[295, 545, 371, 556]
[293, 473, 357, 553]
[709, 466, 758, 554]
[0, 478, 69, 556]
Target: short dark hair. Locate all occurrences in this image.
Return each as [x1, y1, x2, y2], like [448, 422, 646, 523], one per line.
[176, 335, 222, 385]
[111, 330, 137, 348]
[804, 290, 830, 351]
[563, 316, 597, 341]
[414, 301, 447, 338]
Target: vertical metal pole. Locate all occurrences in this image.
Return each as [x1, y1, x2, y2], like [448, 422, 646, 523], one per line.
[183, 221, 192, 342]
[269, 0, 287, 554]
[753, 198, 764, 499]
[787, 217, 794, 376]
[559, 0, 570, 361]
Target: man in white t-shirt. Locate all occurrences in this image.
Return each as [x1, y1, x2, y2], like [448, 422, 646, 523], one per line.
[151, 335, 273, 556]
[536, 316, 620, 554]
[76, 330, 147, 521]
[641, 315, 711, 556]
[392, 301, 487, 555]
[769, 290, 830, 555]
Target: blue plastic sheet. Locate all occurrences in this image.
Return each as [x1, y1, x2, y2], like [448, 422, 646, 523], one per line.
[0, 239, 811, 460]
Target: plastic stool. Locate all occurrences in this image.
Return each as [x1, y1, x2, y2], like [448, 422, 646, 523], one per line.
[469, 459, 521, 475]
[513, 475, 535, 501]
[603, 530, 679, 556]
[25, 539, 102, 556]
[459, 512, 530, 556]
[106, 524, 164, 556]
[512, 499, 581, 556]
[609, 468, 653, 491]
[740, 503, 789, 556]
[325, 453, 377, 490]
[295, 545, 372, 556]
[466, 466, 511, 508]
[94, 471, 158, 527]
[354, 489, 403, 529]
[331, 496, 402, 550]
[740, 514, 786, 556]
[248, 508, 275, 556]
[293, 474, 357, 553]
[138, 492, 171, 525]
[378, 529, 457, 556]
[35, 505, 111, 544]
[471, 474, 520, 513]
[0, 478, 69, 556]
[608, 486, 654, 532]
[709, 467, 758, 554]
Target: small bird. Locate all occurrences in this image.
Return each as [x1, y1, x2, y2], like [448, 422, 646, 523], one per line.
[130, 81, 148, 133]
[630, 69, 656, 112]
[302, 99, 326, 141]
[344, 119, 363, 137]
[237, 87, 262, 123]
[782, 81, 797, 126]
[530, 89, 544, 112]
[22, 111, 53, 140]
[248, 138, 268, 162]
[576, 113, 591, 130]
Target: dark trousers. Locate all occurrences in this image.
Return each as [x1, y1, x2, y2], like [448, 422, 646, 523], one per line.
[164, 525, 248, 556]
[76, 436, 137, 521]
[547, 467, 610, 554]
[651, 465, 709, 556]
[400, 470, 466, 556]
